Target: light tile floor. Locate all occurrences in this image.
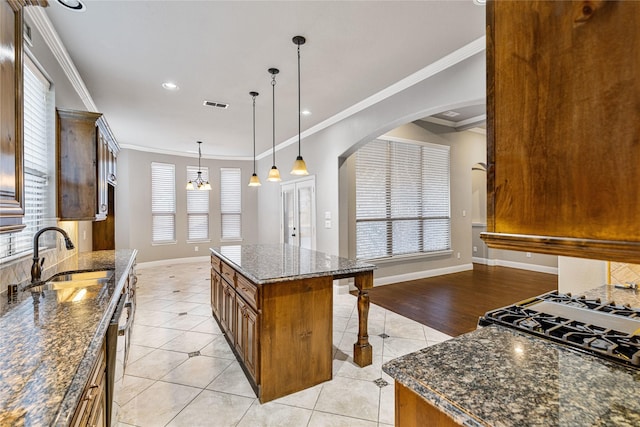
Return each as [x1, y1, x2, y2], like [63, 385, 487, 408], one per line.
[117, 261, 452, 427]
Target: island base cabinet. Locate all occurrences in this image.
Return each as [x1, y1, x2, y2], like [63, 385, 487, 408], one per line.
[395, 381, 459, 427]
[210, 255, 333, 403]
[260, 276, 333, 403]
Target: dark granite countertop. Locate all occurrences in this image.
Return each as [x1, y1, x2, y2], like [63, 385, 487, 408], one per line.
[0, 249, 137, 427]
[210, 244, 376, 284]
[382, 284, 640, 427]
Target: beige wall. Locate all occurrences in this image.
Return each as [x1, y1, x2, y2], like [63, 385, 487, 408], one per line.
[256, 52, 487, 285]
[116, 149, 259, 263]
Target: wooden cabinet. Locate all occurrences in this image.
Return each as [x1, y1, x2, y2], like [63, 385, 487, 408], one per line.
[235, 295, 259, 383]
[394, 382, 458, 427]
[0, 1, 24, 233]
[71, 339, 107, 427]
[210, 254, 332, 403]
[56, 109, 103, 221]
[482, 1, 640, 263]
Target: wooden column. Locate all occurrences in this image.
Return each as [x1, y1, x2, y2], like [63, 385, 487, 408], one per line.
[352, 270, 373, 367]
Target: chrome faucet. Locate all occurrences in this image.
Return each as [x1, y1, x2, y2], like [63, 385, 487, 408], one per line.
[31, 227, 75, 283]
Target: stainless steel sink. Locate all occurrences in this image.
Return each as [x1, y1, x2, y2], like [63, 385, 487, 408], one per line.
[49, 270, 114, 283]
[28, 269, 114, 292]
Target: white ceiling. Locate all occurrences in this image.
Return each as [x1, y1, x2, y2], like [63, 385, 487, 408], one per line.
[40, 0, 486, 159]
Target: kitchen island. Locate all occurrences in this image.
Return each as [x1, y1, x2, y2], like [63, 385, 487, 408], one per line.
[210, 244, 376, 403]
[0, 249, 137, 427]
[382, 285, 640, 426]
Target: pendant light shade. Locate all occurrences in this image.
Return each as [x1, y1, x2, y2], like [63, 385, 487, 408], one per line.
[248, 91, 261, 187]
[267, 68, 282, 182]
[186, 141, 211, 190]
[290, 35, 309, 176]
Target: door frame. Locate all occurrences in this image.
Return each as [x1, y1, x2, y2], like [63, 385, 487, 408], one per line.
[280, 175, 316, 249]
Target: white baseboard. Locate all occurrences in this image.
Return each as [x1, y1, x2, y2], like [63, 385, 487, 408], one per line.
[137, 255, 210, 270]
[473, 257, 558, 275]
[373, 263, 474, 287]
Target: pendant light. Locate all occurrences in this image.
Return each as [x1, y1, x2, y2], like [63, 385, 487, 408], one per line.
[186, 141, 211, 190]
[290, 35, 309, 176]
[267, 68, 282, 182]
[248, 91, 261, 187]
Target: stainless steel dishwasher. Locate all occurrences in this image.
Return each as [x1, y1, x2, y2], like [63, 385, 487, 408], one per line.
[106, 272, 136, 427]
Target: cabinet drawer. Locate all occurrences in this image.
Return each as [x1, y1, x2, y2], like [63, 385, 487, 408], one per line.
[236, 274, 259, 310]
[220, 261, 236, 286]
[211, 255, 221, 273]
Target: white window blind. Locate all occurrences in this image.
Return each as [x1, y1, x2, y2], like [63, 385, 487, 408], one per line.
[187, 165, 209, 241]
[0, 57, 52, 260]
[151, 162, 176, 244]
[220, 168, 241, 240]
[355, 139, 450, 260]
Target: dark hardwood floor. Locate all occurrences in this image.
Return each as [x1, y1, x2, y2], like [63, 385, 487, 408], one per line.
[364, 264, 557, 337]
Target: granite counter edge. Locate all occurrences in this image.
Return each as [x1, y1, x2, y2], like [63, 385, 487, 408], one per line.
[209, 247, 375, 285]
[52, 249, 138, 427]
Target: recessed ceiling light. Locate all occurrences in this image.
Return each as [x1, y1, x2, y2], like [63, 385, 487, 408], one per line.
[301, 110, 311, 116]
[57, 0, 86, 12]
[162, 82, 179, 91]
[441, 110, 460, 118]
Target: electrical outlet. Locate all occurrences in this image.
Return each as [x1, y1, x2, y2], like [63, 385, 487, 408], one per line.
[457, 252, 461, 259]
[473, 246, 477, 253]
[462, 210, 466, 217]
[194, 246, 199, 252]
[526, 252, 532, 258]
[325, 220, 332, 229]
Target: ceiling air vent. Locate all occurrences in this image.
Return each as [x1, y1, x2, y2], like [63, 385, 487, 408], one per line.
[203, 101, 229, 109]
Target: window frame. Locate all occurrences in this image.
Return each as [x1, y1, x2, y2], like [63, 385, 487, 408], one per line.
[220, 167, 242, 241]
[0, 54, 54, 262]
[354, 137, 451, 261]
[186, 165, 210, 243]
[151, 162, 176, 245]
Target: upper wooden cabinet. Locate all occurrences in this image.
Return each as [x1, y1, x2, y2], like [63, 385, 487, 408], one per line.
[482, 0, 640, 263]
[56, 108, 104, 221]
[0, 1, 48, 234]
[0, 1, 25, 234]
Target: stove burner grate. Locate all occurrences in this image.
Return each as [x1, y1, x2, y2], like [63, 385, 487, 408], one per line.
[479, 291, 640, 368]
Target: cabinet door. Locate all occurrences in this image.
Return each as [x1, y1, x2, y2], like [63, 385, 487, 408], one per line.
[56, 109, 102, 220]
[221, 280, 236, 337]
[244, 304, 259, 382]
[210, 271, 219, 317]
[0, 2, 24, 233]
[96, 131, 108, 220]
[484, 1, 640, 262]
[235, 296, 247, 359]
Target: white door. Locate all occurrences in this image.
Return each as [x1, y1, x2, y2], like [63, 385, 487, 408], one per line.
[281, 177, 316, 249]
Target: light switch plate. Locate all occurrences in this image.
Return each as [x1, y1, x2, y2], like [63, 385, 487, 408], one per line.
[325, 220, 332, 228]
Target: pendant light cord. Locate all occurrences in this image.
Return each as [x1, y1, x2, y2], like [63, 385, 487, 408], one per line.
[271, 72, 276, 166]
[252, 94, 257, 173]
[297, 43, 301, 157]
[197, 141, 202, 171]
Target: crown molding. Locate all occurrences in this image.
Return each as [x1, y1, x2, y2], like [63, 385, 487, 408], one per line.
[25, 6, 98, 112]
[256, 35, 487, 160]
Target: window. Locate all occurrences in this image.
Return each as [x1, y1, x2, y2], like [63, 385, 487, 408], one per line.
[355, 138, 450, 260]
[151, 162, 176, 244]
[0, 56, 53, 261]
[220, 168, 241, 240]
[187, 165, 209, 241]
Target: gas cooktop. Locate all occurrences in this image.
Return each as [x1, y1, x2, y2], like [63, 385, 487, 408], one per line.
[479, 291, 640, 368]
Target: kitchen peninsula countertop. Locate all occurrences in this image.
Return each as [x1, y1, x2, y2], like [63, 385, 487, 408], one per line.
[382, 285, 640, 426]
[0, 249, 137, 426]
[210, 244, 376, 284]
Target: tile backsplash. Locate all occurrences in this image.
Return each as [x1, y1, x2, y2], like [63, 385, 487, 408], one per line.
[0, 221, 78, 288]
[609, 262, 640, 286]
